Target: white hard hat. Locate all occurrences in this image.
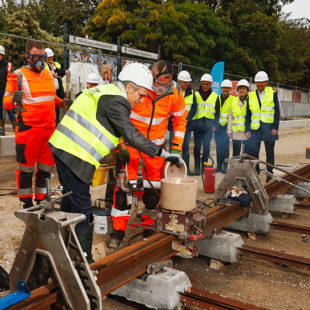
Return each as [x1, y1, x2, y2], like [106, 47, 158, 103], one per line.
[221, 79, 232, 88]
[87, 73, 99, 84]
[254, 71, 268, 82]
[118, 63, 153, 90]
[237, 79, 250, 89]
[200, 73, 213, 83]
[177, 70, 192, 82]
[45, 48, 54, 58]
[0, 45, 5, 55]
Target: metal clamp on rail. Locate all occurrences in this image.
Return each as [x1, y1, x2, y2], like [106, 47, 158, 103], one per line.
[9, 178, 102, 310]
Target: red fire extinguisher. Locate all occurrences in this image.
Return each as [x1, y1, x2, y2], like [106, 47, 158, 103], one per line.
[202, 156, 216, 193]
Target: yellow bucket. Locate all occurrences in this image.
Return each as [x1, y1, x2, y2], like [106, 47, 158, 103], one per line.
[92, 164, 115, 187]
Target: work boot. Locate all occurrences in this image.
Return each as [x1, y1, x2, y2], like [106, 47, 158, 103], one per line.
[142, 229, 154, 239]
[21, 197, 33, 209]
[194, 157, 200, 176]
[107, 229, 125, 249]
[222, 153, 229, 174]
[75, 224, 94, 264]
[0, 119, 5, 136]
[216, 153, 223, 173]
[222, 159, 228, 174]
[11, 120, 17, 133]
[182, 153, 194, 176]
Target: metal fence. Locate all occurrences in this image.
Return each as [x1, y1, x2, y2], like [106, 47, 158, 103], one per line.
[1, 32, 310, 105]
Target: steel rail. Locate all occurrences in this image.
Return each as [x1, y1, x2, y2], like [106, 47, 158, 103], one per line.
[239, 245, 310, 271]
[180, 287, 268, 310]
[264, 164, 310, 199]
[202, 203, 249, 237]
[7, 164, 310, 309]
[271, 220, 310, 235]
[294, 201, 310, 210]
[7, 233, 177, 309]
[92, 233, 177, 295]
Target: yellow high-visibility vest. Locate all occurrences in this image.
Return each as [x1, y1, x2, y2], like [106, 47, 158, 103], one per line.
[231, 96, 247, 132]
[49, 84, 122, 168]
[219, 95, 234, 126]
[249, 86, 275, 129]
[193, 92, 218, 120]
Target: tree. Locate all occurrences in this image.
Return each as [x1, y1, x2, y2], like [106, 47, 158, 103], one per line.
[84, 0, 234, 68]
[277, 21, 310, 86]
[0, 10, 63, 68]
[1, 0, 101, 37]
[221, 0, 310, 85]
[204, 0, 294, 16]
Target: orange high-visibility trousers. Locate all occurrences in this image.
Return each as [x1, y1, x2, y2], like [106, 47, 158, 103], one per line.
[16, 127, 55, 206]
[111, 145, 165, 231]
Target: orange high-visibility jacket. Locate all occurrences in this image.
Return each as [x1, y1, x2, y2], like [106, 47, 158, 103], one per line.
[130, 86, 187, 151]
[4, 66, 61, 128]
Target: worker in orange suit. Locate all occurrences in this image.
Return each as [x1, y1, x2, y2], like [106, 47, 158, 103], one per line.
[3, 40, 62, 209]
[108, 60, 187, 248]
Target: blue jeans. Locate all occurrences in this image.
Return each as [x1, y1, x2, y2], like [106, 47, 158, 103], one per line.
[193, 126, 213, 160]
[0, 90, 16, 121]
[54, 154, 92, 226]
[182, 130, 192, 157]
[247, 132, 275, 175]
[214, 125, 229, 157]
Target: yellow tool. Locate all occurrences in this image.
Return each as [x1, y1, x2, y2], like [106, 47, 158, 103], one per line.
[91, 149, 117, 187]
[92, 164, 116, 187]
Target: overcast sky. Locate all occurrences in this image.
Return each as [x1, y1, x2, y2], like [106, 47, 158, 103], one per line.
[282, 0, 310, 20]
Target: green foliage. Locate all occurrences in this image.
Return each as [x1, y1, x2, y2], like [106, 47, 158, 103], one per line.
[1, 0, 101, 37]
[221, 0, 309, 85]
[0, 0, 308, 87]
[84, 0, 235, 67]
[0, 10, 63, 68]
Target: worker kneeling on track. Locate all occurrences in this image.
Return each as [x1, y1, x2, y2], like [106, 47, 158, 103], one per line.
[48, 63, 181, 263]
[108, 60, 187, 249]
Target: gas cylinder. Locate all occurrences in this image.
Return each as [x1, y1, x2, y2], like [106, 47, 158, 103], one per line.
[202, 157, 216, 193]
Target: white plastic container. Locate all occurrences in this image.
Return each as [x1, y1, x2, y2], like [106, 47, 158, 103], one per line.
[93, 209, 112, 234]
[161, 177, 197, 213]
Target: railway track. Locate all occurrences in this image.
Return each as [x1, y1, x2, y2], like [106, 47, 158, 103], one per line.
[180, 287, 268, 310]
[7, 164, 310, 309]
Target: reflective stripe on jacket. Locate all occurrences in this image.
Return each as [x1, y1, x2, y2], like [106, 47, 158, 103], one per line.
[130, 85, 187, 152]
[185, 90, 194, 111]
[3, 67, 60, 128]
[231, 96, 247, 132]
[219, 95, 234, 126]
[7, 62, 13, 74]
[193, 91, 218, 120]
[49, 84, 122, 168]
[249, 87, 275, 129]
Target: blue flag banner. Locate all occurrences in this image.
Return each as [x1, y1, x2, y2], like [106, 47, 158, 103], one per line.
[211, 61, 225, 95]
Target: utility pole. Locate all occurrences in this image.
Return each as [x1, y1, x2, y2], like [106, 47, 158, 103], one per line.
[63, 23, 69, 70]
[158, 46, 161, 60]
[117, 36, 121, 76]
[97, 48, 102, 75]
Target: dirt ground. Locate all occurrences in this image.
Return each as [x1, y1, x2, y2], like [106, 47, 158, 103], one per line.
[1, 126, 310, 309]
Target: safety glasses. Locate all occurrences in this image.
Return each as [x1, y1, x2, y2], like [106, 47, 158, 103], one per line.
[132, 84, 148, 102]
[27, 53, 47, 62]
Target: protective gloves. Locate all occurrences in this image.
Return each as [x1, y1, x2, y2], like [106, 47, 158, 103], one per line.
[13, 91, 23, 104]
[159, 149, 181, 168]
[118, 149, 130, 164]
[63, 98, 73, 109]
